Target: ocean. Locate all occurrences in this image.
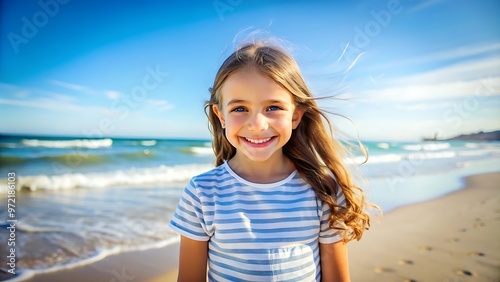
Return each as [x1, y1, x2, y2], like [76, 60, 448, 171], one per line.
[0, 134, 499, 280]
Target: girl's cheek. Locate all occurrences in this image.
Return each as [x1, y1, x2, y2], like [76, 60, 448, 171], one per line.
[231, 115, 247, 125]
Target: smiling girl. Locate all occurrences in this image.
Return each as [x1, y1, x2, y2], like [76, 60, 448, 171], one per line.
[169, 41, 375, 282]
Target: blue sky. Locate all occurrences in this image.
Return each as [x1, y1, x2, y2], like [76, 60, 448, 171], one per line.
[1, 0, 499, 141]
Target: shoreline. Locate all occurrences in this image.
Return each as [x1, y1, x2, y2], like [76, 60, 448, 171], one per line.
[9, 243, 180, 282]
[7, 172, 500, 282]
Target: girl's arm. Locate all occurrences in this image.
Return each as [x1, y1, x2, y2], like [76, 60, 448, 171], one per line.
[320, 241, 351, 282]
[177, 235, 208, 282]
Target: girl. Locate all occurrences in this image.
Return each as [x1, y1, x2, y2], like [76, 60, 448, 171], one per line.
[169, 41, 374, 282]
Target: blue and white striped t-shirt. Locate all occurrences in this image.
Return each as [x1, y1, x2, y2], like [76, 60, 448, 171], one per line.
[169, 161, 346, 282]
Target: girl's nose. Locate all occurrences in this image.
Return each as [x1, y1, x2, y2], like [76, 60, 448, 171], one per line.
[247, 113, 268, 131]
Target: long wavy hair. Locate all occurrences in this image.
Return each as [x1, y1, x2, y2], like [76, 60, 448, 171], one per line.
[205, 41, 376, 242]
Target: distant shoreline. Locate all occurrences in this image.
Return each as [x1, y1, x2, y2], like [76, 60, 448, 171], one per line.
[423, 130, 500, 142]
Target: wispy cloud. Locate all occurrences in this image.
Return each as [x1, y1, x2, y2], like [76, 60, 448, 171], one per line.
[105, 90, 121, 100]
[395, 101, 453, 111]
[0, 97, 110, 114]
[395, 57, 500, 84]
[44, 92, 78, 103]
[408, 0, 446, 13]
[14, 91, 29, 98]
[0, 98, 59, 110]
[0, 84, 110, 114]
[361, 42, 500, 74]
[411, 42, 500, 65]
[358, 54, 500, 104]
[145, 99, 174, 111]
[363, 76, 500, 103]
[49, 80, 86, 91]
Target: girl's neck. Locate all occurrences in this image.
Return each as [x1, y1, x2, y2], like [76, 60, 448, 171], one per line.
[227, 151, 295, 184]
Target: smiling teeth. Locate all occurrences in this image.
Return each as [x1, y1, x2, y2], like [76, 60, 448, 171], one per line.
[245, 137, 271, 144]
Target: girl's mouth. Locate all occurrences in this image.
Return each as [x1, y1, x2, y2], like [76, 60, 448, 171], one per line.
[242, 136, 276, 147]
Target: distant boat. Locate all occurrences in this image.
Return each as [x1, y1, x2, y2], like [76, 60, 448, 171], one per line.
[422, 133, 439, 142]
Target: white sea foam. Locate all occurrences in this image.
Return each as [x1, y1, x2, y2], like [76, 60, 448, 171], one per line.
[376, 143, 390, 149]
[17, 221, 62, 233]
[410, 151, 457, 160]
[403, 144, 422, 151]
[21, 138, 113, 149]
[140, 140, 157, 146]
[189, 146, 214, 155]
[422, 142, 450, 151]
[349, 146, 500, 167]
[0, 163, 213, 193]
[403, 142, 450, 151]
[346, 154, 402, 165]
[465, 142, 480, 149]
[368, 154, 403, 163]
[5, 270, 35, 282]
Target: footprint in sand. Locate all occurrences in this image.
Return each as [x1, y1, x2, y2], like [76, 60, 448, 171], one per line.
[418, 245, 433, 251]
[467, 251, 485, 257]
[447, 237, 460, 243]
[374, 267, 395, 273]
[398, 259, 414, 265]
[473, 222, 485, 228]
[455, 269, 474, 276]
[459, 228, 467, 232]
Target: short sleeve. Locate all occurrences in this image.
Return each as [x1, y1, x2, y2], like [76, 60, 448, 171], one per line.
[169, 179, 211, 241]
[318, 187, 347, 244]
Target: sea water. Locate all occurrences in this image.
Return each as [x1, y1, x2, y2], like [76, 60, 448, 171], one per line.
[0, 134, 499, 279]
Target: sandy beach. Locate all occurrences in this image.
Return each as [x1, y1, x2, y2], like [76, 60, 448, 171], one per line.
[349, 172, 500, 282]
[14, 172, 500, 282]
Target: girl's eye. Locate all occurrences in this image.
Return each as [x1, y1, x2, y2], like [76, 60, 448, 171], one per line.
[231, 106, 246, 112]
[267, 106, 281, 111]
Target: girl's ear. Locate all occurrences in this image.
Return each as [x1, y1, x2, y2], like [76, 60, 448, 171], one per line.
[212, 104, 225, 125]
[292, 106, 305, 129]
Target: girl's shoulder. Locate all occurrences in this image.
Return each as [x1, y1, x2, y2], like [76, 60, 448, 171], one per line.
[189, 163, 230, 188]
[186, 163, 235, 202]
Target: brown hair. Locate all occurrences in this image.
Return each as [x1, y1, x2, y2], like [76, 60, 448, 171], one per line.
[205, 41, 376, 242]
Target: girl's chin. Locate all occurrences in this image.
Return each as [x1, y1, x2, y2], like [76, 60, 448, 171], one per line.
[237, 150, 284, 163]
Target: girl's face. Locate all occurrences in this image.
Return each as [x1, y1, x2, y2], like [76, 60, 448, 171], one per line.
[213, 67, 304, 163]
